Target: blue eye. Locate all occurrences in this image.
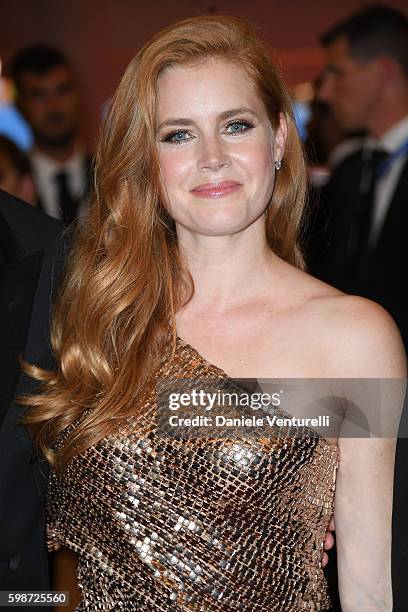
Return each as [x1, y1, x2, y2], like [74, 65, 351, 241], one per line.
[225, 120, 254, 134]
[162, 130, 191, 144]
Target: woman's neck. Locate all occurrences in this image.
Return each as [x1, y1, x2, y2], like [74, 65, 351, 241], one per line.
[177, 221, 278, 315]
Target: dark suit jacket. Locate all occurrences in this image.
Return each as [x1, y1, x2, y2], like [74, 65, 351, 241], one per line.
[308, 150, 408, 346]
[0, 190, 64, 596]
[306, 150, 408, 611]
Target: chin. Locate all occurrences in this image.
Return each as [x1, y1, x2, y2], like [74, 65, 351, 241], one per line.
[185, 210, 263, 237]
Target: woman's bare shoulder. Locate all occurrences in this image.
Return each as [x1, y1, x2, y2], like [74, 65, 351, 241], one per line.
[304, 280, 407, 378]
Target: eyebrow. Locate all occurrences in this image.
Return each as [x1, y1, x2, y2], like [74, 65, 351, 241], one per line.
[157, 107, 258, 130]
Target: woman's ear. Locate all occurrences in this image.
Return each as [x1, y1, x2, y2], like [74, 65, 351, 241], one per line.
[273, 112, 287, 163]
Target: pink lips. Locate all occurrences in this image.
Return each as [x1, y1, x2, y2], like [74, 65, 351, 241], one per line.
[191, 181, 241, 199]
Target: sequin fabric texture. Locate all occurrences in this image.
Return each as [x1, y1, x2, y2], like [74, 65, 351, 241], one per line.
[47, 337, 339, 611]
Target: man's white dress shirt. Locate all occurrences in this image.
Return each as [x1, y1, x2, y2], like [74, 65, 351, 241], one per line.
[30, 150, 88, 220]
[368, 115, 408, 245]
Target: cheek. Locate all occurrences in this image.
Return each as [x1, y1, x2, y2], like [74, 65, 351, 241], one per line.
[159, 151, 191, 188]
[344, 72, 373, 102]
[158, 151, 193, 207]
[64, 94, 79, 114]
[33, 104, 48, 122]
[22, 103, 38, 123]
[239, 141, 274, 180]
[337, 77, 353, 100]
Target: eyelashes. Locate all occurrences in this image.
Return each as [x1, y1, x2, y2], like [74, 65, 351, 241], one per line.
[224, 119, 255, 134]
[160, 119, 256, 145]
[161, 129, 191, 144]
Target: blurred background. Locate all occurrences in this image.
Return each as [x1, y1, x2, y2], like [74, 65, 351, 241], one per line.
[1, 0, 406, 152]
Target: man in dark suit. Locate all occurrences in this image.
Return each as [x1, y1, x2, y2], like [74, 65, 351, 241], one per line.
[310, 5, 408, 347]
[0, 189, 64, 604]
[7, 45, 91, 224]
[307, 6, 408, 611]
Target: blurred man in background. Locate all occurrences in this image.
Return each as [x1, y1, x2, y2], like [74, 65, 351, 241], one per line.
[312, 4, 408, 347]
[8, 45, 91, 224]
[309, 6, 408, 611]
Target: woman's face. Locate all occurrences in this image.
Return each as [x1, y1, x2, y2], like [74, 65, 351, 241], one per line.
[156, 58, 286, 237]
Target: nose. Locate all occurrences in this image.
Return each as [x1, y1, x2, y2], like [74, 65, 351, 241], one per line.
[198, 134, 230, 171]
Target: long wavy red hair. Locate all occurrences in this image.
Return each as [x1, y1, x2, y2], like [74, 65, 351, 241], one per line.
[24, 15, 308, 468]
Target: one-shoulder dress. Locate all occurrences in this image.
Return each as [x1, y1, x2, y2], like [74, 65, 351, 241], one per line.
[47, 337, 339, 611]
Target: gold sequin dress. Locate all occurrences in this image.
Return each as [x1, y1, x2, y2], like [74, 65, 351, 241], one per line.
[47, 337, 339, 611]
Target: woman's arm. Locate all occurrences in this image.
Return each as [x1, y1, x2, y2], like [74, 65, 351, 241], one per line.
[336, 436, 396, 610]
[329, 296, 406, 611]
[51, 548, 81, 612]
